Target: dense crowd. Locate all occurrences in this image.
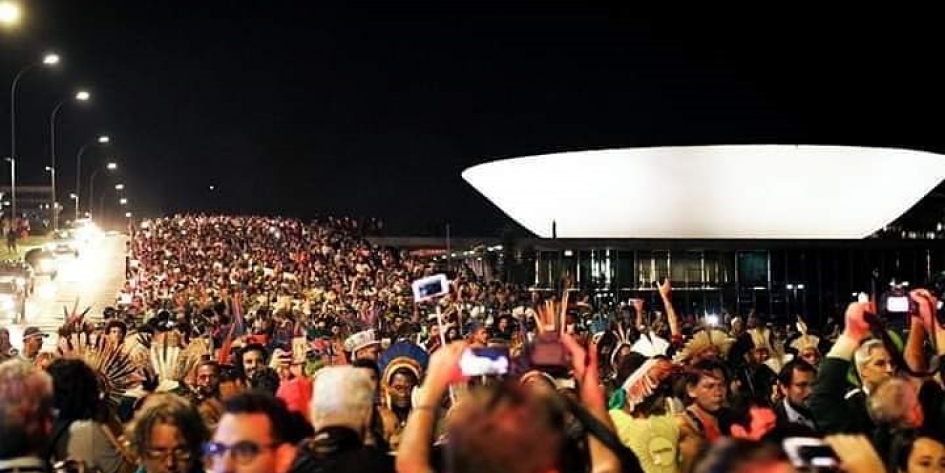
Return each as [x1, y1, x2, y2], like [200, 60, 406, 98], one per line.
[2, 214, 945, 473]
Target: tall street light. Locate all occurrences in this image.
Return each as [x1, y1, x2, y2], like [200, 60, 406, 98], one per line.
[50, 90, 91, 231]
[0, 1, 22, 27]
[44, 166, 55, 228]
[98, 183, 125, 225]
[69, 193, 78, 222]
[3, 157, 12, 219]
[10, 52, 59, 222]
[75, 134, 108, 222]
[88, 161, 116, 219]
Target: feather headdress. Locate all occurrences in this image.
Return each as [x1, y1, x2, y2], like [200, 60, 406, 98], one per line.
[125, 331, 153, 370]
[673, 329, 735, 364]
[149, 333, 210, 393]
[620, 358, 675, 413]
[61, 299, 92, 333]
[747, 326, 791, 372]
[57, 332, 141, 405]
[631, 331, 671, 359]
[790, 318, 821, 353]
[378, 342, 429, 410]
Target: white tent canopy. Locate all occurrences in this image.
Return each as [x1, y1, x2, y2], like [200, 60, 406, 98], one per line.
[462, 145, 945, 239]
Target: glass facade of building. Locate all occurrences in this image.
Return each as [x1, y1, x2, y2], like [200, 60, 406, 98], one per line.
[525, 241, 945, 325]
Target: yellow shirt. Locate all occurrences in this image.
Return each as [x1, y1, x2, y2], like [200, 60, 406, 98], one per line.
[610, 409, 680, 473]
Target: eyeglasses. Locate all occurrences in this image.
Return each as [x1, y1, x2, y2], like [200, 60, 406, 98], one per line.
[144, 447, 192, 462]
[203, 441, 278, 464]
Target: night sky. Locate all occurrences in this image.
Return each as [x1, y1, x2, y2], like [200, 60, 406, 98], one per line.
[2, 3, 944, 236]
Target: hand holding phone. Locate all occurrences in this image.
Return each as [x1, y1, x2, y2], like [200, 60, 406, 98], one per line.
[412, 274, 450, 302]
[529, 332, 570, 369]
[460, 347, 510, 376]
[783, 437, 839, 470]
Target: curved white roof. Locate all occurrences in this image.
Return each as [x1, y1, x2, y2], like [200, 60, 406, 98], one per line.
[462, 145, 945, 239]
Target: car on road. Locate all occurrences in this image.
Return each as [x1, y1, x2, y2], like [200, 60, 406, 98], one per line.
[0, 276, 26, 321]
[24, 248, 59, 280]
[44, 230, 81, 257]
[0, 261, 35, 295]
[72, 218, 102, 245]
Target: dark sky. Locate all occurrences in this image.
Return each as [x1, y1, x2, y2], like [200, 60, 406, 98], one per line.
[2, 3, 944, 235]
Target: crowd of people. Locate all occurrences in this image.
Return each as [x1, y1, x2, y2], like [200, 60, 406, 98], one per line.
[2, 214, 945, 473]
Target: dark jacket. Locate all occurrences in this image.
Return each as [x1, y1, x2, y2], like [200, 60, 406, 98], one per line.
[773, 399, 818, 432]
[808, 356, 874, 435]
[288, 427, 394, 473]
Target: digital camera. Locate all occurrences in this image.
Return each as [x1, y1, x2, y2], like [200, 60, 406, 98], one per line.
[879, 281, 916, 333]
[880, 281, 916, 315]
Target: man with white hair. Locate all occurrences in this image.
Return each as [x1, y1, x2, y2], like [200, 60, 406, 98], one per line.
[809, 302, 895, 435]
[0, 359, 55, 473]
[288, 366, 394, 473]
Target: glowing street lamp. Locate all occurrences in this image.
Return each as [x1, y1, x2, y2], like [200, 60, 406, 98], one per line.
[114, 183, 124, 191]
[42, 53, 59, 65]
[107, 162, 117, 170]
[124, 212, 132, 219]
[0, 1, 22, 26]
[119, 198, 127, 205]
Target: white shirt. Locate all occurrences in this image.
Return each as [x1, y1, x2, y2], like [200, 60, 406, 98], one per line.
[782, 399, 816, 429]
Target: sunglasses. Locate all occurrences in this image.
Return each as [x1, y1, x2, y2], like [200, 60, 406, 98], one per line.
[203, 441, 278, 465]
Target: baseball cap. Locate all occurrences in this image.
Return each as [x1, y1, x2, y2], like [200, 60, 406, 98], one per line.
[22, 327, 48, 340]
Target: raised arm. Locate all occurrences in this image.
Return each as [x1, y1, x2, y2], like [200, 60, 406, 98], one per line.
[396, 342, 466, 473]
[808, 302, 870, 434]
[658, 278, 681, 338]
[561, 334, 625, 473]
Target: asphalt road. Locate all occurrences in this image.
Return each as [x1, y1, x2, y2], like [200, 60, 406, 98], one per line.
[2, 232, 128, 354]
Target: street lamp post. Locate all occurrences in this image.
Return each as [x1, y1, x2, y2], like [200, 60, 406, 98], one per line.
[3, 157, 13, 221]
[69, 193, 78, 221]
[10, 53, 59, 223]
[101, 183, 126, 225]
[76, 134, 108, 219]
[50, 90, 90, 231]
[44, 166, 55, 228]
[88, 162, 116, 219]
